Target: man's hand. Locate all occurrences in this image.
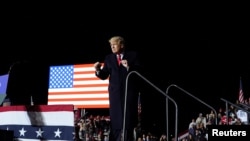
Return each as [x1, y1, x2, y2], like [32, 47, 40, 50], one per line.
[121, 60, 129, 71]
[94, 62, 102, 71]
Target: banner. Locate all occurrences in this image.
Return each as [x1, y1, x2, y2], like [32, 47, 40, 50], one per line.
[0, 105, 74, 141]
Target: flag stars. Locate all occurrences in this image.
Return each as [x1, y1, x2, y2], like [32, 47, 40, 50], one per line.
[54, 128, 62, 138]
[36, 128, 44, 137]
[19, 127, 27, 137]
[72, 131, 76, 139]
[49, 65, 74, 88]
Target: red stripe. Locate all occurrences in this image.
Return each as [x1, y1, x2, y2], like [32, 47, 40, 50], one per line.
[74, 105, 109, 108]
[0, 105, 74, 112]
[74, 77, 103, 81]
[48, 91, 108, 95]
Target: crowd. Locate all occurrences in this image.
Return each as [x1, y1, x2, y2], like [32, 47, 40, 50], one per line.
[73, 97, 250, 141]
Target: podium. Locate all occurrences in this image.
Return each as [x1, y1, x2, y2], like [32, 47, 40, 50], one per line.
[0, 105, 74, 140]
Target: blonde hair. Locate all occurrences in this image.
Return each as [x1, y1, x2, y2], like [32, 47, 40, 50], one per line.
[109, 36, 125, 45]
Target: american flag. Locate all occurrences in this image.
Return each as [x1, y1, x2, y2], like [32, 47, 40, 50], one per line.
[48, 64, 109, 108]
[0, 105, 74, 141]
[239, 77, 244, 103]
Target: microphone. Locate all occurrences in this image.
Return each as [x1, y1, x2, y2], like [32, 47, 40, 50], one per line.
[30, 95, 34, 106]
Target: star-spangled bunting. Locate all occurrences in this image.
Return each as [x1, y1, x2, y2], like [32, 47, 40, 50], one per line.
[0, 105, 74, 141]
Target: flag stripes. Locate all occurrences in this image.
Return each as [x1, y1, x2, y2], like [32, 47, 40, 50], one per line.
[48, 63, 109, 108]
[239, 78, 244, 103]
[0, 105, 74, 141]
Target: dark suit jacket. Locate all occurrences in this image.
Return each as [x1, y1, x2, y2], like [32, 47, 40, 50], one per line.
[96, 50, 141, 130]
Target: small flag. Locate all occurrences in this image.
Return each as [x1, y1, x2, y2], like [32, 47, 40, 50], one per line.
[239, 77, 244, 103]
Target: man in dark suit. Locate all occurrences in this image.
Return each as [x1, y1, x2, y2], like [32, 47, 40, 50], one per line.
[94, 36, 141, 141]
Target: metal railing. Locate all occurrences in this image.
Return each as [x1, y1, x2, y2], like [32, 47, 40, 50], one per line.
[166, 84, 218, 141]
[122, 71, 217, 141]
[122, 71, 178, 141]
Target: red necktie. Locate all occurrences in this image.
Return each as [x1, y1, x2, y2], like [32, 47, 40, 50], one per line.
[117, 54, 122, 65]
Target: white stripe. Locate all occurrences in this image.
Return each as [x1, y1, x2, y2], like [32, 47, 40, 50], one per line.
[48, 100, 109, 105]
[74, 80, 109, 85]
[0, 111, 74, 126]
[74, 67, 95, 72]
[48, 94, 109, 99]
[74, 73, 98, 78]
[48, 87, 108, 92]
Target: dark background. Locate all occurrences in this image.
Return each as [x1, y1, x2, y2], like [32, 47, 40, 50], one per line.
[1, 8, 250, 136]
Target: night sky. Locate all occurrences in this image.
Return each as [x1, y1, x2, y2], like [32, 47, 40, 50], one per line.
[1, 13, 250, 135]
